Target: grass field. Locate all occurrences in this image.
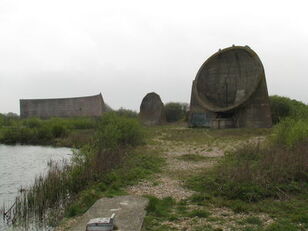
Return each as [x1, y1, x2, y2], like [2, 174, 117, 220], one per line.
[2, 111, 306, 231]
[137, 124, 307, 231]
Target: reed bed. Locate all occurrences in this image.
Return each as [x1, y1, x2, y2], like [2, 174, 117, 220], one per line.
[3, 113, 145, 229]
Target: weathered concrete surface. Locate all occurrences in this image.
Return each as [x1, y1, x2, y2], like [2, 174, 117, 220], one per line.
[20, 93, 105, 119]
[68, 195, 148, 231]
[139, 92, 166, 125]
[189, 45, 272, 128]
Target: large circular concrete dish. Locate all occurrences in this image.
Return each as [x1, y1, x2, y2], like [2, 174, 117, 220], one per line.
[193, 46, 265, 112]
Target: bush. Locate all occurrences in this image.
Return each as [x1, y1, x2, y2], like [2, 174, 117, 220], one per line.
[0, 114, 5, 128]
[37, 126, 53, 140]
[11, 133, 162, 226]
[0, 122, 68, 144]
[146, 196, 175, 217]
[188, 209, 210, 218]
[96, 112, 144, 149]
[187, 139, 308, 202]
[74, 119, 96, 129]
[51, 124, 68, 138]
[187, 98, 308, 202]
[269, 95, 308, 124]
[271, 118, 308, 148]
[115, 108, 138, 118]
[22, 118, 42, 128]
[0, 113, 19, 127]
[0, 117, 98, 145]
[165, 102, 188, 122]
[0, 127, 22, 144]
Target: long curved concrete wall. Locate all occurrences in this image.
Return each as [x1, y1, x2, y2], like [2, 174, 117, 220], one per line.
[20, 93, 105, 119]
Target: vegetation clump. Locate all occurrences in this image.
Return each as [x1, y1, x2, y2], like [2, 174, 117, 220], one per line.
[271, 117, 308, 148]
[115, 107, 138, 118]
[269, 95, 308, 124]
[8, 113, 157, 228]
[95, 112, 144, 149]
[185, 97, 308, 229]
[2, 95, 307, 230]
[0, 116, 97, 146]
[164, 102, 188, 122]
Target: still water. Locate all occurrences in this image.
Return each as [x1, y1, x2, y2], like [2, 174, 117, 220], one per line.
[0, 144, 72, 231]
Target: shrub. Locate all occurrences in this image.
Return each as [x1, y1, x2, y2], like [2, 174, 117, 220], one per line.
[165, 102, 188, 122]
[187, 140, 308, 202]
[186, 107, 308, 202]
[0, 117, 99, 145]
[188, 209, 210, 218]
[115, 108, 138, 118]
[36, 126, 53, 140]
[96, 112, 144, 149]
[0, 127, 22, 144]
[146, 196, 175, 217]
[22, 118, 42, 128]
[269, 95, 308, 124]
[11, 138, 162, 226]
[271, 118, 308, 148]
[0, 114, 5, 128]
[0, 113, 19, 127]
[65, 117, 96, 129]
[51, 124, 68, 138]
[265, 220, 299, 231]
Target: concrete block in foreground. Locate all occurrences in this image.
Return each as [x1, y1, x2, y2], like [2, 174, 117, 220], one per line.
[68, 195, 149, 231]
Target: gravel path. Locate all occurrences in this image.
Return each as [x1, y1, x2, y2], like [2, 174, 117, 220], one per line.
[126, 134, 224, 201]
[127, 131, 274, 230]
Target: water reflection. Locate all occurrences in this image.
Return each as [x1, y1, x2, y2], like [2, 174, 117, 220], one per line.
[0, 145, 72, 231]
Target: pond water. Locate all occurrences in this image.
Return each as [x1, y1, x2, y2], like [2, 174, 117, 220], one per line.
[0, 144, 72, 231]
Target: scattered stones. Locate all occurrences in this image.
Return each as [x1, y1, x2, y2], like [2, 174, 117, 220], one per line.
[127, 175, 193, 201]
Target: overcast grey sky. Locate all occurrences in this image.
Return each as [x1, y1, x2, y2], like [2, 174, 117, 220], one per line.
[0, 0, 307, 114]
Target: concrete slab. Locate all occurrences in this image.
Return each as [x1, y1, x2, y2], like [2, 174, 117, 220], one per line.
[68, 195, 148, 231]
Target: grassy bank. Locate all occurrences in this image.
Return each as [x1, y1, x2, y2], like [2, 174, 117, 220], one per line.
[183, 120, 308, 230]
[140, 97, 308, 231]
[0, 116, 97, 147]
[0, 109, 139, 147]
[3, 96, 307, 230]
[8, 113, 165, 228]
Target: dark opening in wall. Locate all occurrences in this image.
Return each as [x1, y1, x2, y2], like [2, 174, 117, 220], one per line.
[216, 111, 234, 119]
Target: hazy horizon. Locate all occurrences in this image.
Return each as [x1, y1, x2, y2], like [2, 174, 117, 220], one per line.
[1, 0, 308, 114]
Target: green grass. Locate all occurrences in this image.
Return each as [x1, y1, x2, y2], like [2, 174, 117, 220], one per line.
[10, 113, 152, 228]
[271, 118, 308, 148]
[156, 126, 271, 146]
[181, 116, 308, 230]
[188, 209, 211, 218]
[145, 196, 176, 217]
[142, 196, 177, 231]
[177, 154, 216, 162]
[0, 116, 97, 146]
[55, 129, 95, 147]
[269, 95, 308, 124]
[242, 217, 263, 226]
[65, 147, 165, 217]
[185, 155, 308, 229]
[264, 220, 299, 231]
[5, 100, 307, 230]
